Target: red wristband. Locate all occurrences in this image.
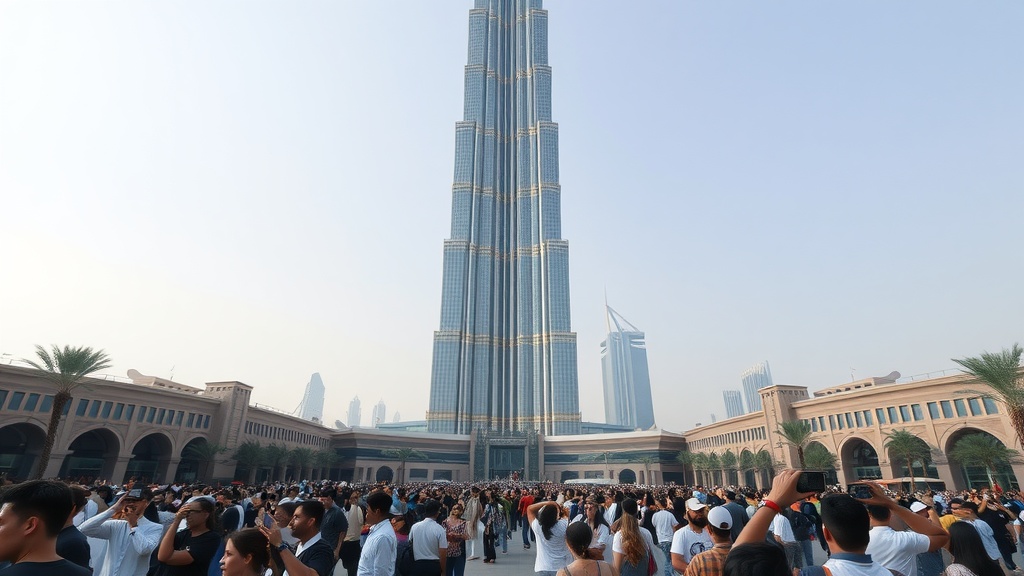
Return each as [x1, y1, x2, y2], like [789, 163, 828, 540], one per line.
[762, 499, 782, 513]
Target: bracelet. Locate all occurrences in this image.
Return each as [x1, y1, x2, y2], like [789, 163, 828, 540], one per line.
[762, 499, 782, 513]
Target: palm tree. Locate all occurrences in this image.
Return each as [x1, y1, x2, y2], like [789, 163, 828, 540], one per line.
[738, 451, 756, 486]
[752, 450, 775, 489]
[706, 452, 721, 485]
[884, 429, 932, 492]
[315, 449, 338, 480]
[290, 448, 315, 480]
[776, 420, 814, 468]
[632, 456, 655, 484]
[720, 450, 738, 485]
[690, 452, 710, 485]
[948, 433, 1020, 488]
[803, 444, 838, 472]
[954, 344, 1024, 448]
[23, 345, 112, 479]
[675, 451, 695, 485]
[234, 441, 265, 484]
[382, 448, 427, 484]
[184, 442, 227, 483]
[263, 444, 290, 481]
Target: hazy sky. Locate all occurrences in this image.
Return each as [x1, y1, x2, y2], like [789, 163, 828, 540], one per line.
[2, 1, 1022, 434]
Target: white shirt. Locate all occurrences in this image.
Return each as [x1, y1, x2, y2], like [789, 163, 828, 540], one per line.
[410, 517, 447, 560]
[612, 529, 655, 562]
[770, 513, 796, 543]
[652, 509, 678, 543]
[866, 526, 930, 576]
[79, 506, 163, 576]
[357, 521, 397, 576]
[74, 498, 99, 526]
[532, 517, 573, 571]
[965, 519, 1001, 560]
[824, 555, 893, 576]
[670, 525, 712, 563]
[604, 503, 619, 526]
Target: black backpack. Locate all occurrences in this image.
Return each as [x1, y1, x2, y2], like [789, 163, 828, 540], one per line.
[790, 510, 812, 541]
[396, 534, 415, 576]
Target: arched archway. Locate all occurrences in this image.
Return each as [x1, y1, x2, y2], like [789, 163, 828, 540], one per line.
[840, 437, 880, 485]
[944, 428, 1019, 490]
[60, 428, 120, 482]
[375, 466, 394, 482]
[0, 423, 46, 480]
[177, 437, 209, 484]
[618, 468, 637, 484]
[126, 433, 173, 483]
[561, 471, 580, 482]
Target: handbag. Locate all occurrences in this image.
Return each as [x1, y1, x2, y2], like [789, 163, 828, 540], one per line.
[646, 548, 657, 576]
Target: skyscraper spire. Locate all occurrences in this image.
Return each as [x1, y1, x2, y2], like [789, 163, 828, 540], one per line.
[427, 0, 580, 436]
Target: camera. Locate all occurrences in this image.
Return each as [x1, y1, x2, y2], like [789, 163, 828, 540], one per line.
[848, 484, 872, 499]
[796, 471, 826, 493]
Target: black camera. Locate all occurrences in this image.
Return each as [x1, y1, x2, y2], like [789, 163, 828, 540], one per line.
[796, 471, 826, 493]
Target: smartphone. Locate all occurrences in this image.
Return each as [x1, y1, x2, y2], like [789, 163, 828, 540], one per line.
[796, 471, 826, 493]
[849, 484, 871, 499]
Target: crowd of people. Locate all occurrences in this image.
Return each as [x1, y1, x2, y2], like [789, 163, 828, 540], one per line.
[0, 471, 1021, 576]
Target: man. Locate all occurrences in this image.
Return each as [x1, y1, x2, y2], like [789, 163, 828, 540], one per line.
[153, 497, 219, 576]
[340, 491, 364, 576]
[975, 494, 1018, 571]
[0, 480, 91, 576]
[798, 490, 892, 576]
[316, 488, 348, 564]
[862, 482, 948, 576]
[517, 489, 535, 549]
[769, 505, 801, 570]
[57, 485, 92, 572]
[409, 499, 447, 576]
[215, 490, 244, 535]
[651, 498, 678, 576]
[80, 487, 163, 576]
[720, 491, 748, 543]
[356, 491, 397, 576]
[684, 506, 732, 576]
[951, 501, 1001, 564]
[261, 500, 334, 576]
[909, 501, 944, 576]
[279, 487, 302, 505]
[671, 498, 713, 574]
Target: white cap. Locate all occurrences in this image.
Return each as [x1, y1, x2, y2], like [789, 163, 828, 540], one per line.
[910, 501, 929, 513]
[686, 497, 707, 511]
[707, 506, 733, 529]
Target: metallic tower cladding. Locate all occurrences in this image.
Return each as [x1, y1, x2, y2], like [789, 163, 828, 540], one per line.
[299, 373, 325, 422]
[741, 361, 773, 413]
[723, 389, 745, 419]
[371, 400, 387, 428]
[427, 0, 581, 436]
[600, 306, 655, 430]
[347, 396, 361, 428]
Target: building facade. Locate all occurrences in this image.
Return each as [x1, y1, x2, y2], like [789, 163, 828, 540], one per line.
[371, 400, 386, 428]
[426, 0, 581, 436]
[347, 396, 361, 428]
[601, 305, 655, 429]
[298, 373, 325, 422]
[723, 390, 744, 419]
[741, 361, 772, 413]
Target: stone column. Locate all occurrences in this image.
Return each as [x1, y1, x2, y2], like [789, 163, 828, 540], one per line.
[41, 450, 71, 479]
[932, 461, 959, 491]
[111, 455, 134, 484]
[160, 457, 181, 484]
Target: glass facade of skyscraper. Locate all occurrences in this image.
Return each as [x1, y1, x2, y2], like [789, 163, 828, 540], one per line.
[741, 361, 773, 413]
[601, 306, 655, 430]
[427, 0, 581, 436]
[722, 389, 744, 419]
[298, 372, 325, 422]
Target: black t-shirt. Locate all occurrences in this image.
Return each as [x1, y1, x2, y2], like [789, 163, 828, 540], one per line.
[297, 539, 336, 576]
[153, 529, 222, 576]
[56, 525, 92, 571]
[0, 559, 91, 576]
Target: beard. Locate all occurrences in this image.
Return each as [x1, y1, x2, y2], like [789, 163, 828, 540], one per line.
[689, 516, 708, 528]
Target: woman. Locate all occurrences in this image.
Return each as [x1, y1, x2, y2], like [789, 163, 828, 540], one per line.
[528, 500, 573, 576]
[574, 496, 611, 561]
[442, 503, 470, 576]
[392, 511, 412, 543]
[612, 500, 654, 576]
[220, 528, 271, 576]
[491, 491, 511, 555]
[943, 522, 1003, 576]
[481, 493, 498, 563]
[557, 521, 619, 576]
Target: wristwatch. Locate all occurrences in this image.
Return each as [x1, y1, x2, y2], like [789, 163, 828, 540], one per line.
[277, 543, 290, 552]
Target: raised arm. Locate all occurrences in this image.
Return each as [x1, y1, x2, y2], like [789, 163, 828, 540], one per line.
[860, 483, 948, 552]
[734, 469, 815, 547]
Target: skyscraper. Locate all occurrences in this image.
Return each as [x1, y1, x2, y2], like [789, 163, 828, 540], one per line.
[723, 389, 744, 419]
[347, 396, 361, 428]
[298, 373, 325, 422]
[427, 0, 581, 436]
[741, 361, 773, 413]
[371, 400, 387, 428]
[601, 305, 655, 430]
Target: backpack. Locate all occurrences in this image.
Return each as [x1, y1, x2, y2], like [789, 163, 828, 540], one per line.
[790, 510, 812, 541]
[396, 534, 415, 576]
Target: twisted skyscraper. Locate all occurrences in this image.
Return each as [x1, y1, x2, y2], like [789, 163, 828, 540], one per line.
[427, 0, 580, 436]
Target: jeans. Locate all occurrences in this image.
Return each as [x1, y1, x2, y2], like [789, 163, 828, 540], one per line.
[523, 521, 535, 546]
[445, 555, 466, 576]
[484, 532, 497, 561]
[497, 528, 507, 553]
[799, 540, 814, 567]
[658, 542, 672, 576]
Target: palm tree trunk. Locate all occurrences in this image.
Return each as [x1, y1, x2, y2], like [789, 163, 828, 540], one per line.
[35, 391, 72, 479]
[797, 447, 806, 469]
[1009, 407, 1024, 452]
[248, 466, 257, 484]
[985, 464, 995, 488]
[907, 459, 916, 493]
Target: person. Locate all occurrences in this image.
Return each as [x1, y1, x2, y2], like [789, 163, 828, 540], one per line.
[489, 491, 510, 556]
[260, 500, 334, 576]
[950, 501, 1001, 564]
[770, 506, 801, 570]
[441, 502, 469, 576]
[316, 489, 348, 566]
[556, 521, 618, 576]
[943, 522, 1003, 576]
[340, 491, 364, 576]
[575, 496, 611, 562]
[519, 490, 536, 549]
[355, 491, 397, 576]
[527, 500, 573, 576]
[800, 498, 828, 560]
[670, 498, 713, 575]
[728, 470, 811, 576]
[907, 501, 943, 576]
[219, 528, 270, 576]
[273, 502, 300, 551]
[80, 487, 164, 576]
[409, 499, 447, 576]
[480, 493, 498, 564]
[862, 482, 947, 576]
[720, 492, 748, 542]
[650, 497, 677, 576]
[973, 494, 1018, 571]
[684, 506, 732, 576]
[217, 491, 245, 535]
[611, 499, 654, 576]
[57, 485, 92, 572]
[154, 497, 220, 576]
[461, 488, 482, 561]
[0, 480, 91, 576]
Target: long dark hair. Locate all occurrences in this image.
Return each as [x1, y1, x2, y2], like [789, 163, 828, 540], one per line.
[585, 496, 610, 532]
[538, 503, 559, 540]
[948, 522, 1003, 576]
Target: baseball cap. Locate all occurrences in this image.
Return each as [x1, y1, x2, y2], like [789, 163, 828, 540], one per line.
[910, 501, 929, 513]
[685, 497, 707, 511]
[707, 506, 732, 530]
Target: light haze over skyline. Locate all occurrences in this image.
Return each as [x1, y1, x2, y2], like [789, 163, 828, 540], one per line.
[1, 1, 1021, 434]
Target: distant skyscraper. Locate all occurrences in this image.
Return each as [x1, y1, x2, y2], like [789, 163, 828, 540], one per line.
[426, 0, 581, 436]
[741, 361, 773, 413]
[347, 396, 361, 428]
[371, 400, 387, 428]
[298, 373, 325, 422]
[723, 390, 744, 419]
[393, 412, 401, 423]
[601, 305, 655, 430]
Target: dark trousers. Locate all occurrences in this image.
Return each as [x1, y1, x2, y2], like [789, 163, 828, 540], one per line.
[340, 540, 361, 576]
[483, 532, 496, 561]
[413, 558, 441, 576]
